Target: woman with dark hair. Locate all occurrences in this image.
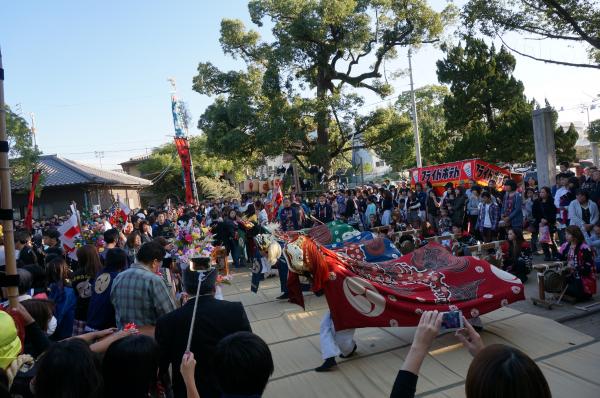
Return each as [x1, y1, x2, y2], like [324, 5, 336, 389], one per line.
[381, 191, 394, 226]
[125, 231, 142, 266]
[103, 334, 161, 398]
[390, 311, 551, 398]
[406, 192, 421, 228]
[33, 339, 103, 398]
[72, 245, 102, 335]
[533, 187, 558, 260]
[138, 221, 153, 244]
[21, 299, 54, 334]
[501, 229, 532, 283]
[464, 344, 551, 398]
[46, 256, 76, 341]
[527, 176, 538, 192]
[559, 225, 597, 301]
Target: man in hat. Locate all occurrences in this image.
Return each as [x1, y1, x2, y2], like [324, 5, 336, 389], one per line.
[155, 266, 251, 398]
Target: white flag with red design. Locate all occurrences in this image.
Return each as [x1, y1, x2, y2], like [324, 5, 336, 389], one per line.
[58, 213, 81, 260]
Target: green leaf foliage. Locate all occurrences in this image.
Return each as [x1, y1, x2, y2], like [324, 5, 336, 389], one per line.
[137, 135, 245, 201]
[555, 123, 580, 163]
[436, 37, 535, 163]
[194, 0, 456, 173]
[5, 106, 41, 187]
[196, 176, 240, 200]
[588, 119, 600, 143]
[394, 84, 452, 166]
[463, 0, 600, 68]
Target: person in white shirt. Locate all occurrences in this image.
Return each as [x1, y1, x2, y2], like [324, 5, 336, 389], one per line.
[568, 190, 599, 233]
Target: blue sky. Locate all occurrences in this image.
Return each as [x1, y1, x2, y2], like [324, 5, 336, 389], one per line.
[2, 0, 599, 168]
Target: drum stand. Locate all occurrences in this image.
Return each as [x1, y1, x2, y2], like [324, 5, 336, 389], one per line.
[531, 262, 570, 309]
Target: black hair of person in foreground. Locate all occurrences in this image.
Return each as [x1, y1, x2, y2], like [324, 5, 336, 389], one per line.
[214, 331, 274, 397]
[389, 311, 551, 398]
[179, 331, 274, 398]
[32, 339, 103, 398]
[103, 334, 161, 398]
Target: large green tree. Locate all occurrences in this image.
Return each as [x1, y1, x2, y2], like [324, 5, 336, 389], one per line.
[463, 0, 600, 69]
[588, 119, 600, 143]
[137, 136, 244, 201]
[555, 123, 580, 162]
[436, 36, 535, 163]
[5, 106, 40, 184]
[398, 84, 452, 166]
[194, 0, 456, 174]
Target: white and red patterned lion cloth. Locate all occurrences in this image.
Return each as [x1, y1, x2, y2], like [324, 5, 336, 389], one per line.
[284, 236, 525, 331]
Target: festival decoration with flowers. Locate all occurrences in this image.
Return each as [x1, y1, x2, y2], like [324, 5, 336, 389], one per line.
[74, 221, 106, 250]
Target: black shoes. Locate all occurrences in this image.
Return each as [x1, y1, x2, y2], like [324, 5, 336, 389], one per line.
[315, 357, 337, 372]
[316, 345, 359, 372]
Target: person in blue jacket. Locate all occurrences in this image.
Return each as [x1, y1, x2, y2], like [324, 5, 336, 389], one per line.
[86, 248, 127, 331]
[46, 256, 77, 341]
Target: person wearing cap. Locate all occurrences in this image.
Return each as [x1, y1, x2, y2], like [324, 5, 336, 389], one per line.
[155, 266, 251, 398]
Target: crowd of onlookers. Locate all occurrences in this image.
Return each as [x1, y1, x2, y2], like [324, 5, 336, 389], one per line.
[0, 160, 595, 397]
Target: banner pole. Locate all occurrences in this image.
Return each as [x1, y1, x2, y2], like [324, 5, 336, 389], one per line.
[0, 47, 20, 308]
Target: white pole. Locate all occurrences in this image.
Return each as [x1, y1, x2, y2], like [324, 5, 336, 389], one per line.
[408, 48, 422, 168]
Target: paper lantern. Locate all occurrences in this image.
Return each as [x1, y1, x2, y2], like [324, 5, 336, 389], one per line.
[260, 180, 270, 194]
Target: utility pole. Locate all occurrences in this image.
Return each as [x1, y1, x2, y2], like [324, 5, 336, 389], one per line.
[0, 47, 20, 308]
[408, 48, 422, 168]
[95, 151, 105, 168]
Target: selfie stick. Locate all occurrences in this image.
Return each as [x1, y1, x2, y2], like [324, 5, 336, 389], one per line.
[186, 268, 205, 352]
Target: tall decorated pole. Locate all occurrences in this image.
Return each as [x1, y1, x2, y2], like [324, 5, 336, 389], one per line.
[0, 47, 20, 308]
[168, 78, 199, 204]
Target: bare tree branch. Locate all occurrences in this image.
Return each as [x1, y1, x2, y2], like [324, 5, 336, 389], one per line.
[542, 0, 600, 49]
[498, 35, 600, 69]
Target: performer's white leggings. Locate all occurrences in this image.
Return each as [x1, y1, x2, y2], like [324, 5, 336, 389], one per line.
[319, 311, 356, 360]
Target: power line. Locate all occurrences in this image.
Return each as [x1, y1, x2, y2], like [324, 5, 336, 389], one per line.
[57, 147, 156, 156]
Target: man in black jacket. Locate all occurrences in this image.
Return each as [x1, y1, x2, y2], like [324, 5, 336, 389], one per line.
[314, 194, 334, 223]
[155, 266, 251, 398]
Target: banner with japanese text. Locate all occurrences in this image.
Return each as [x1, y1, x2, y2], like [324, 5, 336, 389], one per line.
[410, 159, 511, 193]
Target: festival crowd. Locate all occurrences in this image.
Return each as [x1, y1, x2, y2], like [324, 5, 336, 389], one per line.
[0, 159, 595, 398]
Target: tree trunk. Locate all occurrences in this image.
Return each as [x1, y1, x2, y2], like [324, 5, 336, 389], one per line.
[316, 67, 332, 179]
